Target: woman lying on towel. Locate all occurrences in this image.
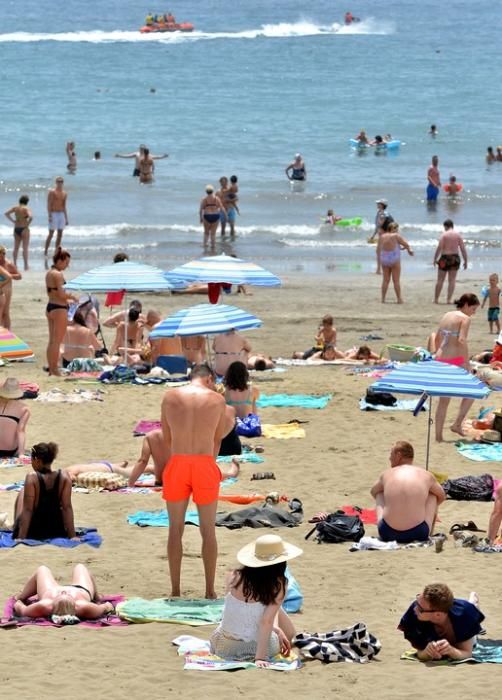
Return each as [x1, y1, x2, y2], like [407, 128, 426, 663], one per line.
[65, 459, 153, 482]
[210, 535, 301, 665]
[13, 442, 76, 540]
[14, 564, 115, 623]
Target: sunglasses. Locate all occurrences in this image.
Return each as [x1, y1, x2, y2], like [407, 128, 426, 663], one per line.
[415, 595, 440, 614]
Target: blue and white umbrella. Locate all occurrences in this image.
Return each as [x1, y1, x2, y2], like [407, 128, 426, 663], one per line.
[371, 360, 490, 467]
[65, 261, 184, 292]
[150, 303, 262, 338]
[165, 254, 281, 287]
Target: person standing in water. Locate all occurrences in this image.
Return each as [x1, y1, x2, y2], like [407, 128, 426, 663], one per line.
[285, 154, 306, 182]
[426, 155, 441, 203]
[44, 177, 68, 256]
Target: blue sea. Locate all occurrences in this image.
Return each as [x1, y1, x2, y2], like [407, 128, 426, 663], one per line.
[0, 0, 501, 274]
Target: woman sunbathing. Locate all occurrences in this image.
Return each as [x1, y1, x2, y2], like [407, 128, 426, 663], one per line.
[344, 345, 381, 362]
[64, 459, 153, 481]
[14, 564, 114, 623]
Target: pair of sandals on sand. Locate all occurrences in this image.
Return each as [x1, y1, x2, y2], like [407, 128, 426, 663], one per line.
[449, 521, 487, 547]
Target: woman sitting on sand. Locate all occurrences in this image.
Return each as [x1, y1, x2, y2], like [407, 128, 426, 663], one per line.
[210, 535, 302, 665]
[14, 564, 114, 623]
[13, 442, 76, 540]
[224, 361, 260, 419]
[0, 378, 30, 458]
[377, 222, 414, 303]
[62, 309, 102, 368]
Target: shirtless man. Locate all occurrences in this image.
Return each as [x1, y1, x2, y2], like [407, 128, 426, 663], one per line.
[433, 219, 467, 304]
[44, 177, 68, 256]
[115, 145, 168, 177]
[426, 155, 441, 203]
[370, 441, 445, 543]
[161, 363, 228, 598]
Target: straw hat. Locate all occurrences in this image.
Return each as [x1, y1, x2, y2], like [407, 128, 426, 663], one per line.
[237, 534, 302, 568]
[0, 377, 23, 400]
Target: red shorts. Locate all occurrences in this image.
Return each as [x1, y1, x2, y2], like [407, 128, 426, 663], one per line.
[162, 454, 221, 505]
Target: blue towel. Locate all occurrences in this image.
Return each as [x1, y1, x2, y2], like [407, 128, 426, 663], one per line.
[359, 398, 428, 412]
[127, 510, 200, 527]
[283, 568, 303, 613]
[456, 442, 502, 462]
[217, 454, 264, 464]
[0, 527, 101, 548]
[257, 393, 332, 409]
[472, 639, 502, 663]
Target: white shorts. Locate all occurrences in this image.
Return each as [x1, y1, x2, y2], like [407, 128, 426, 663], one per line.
[49, 212, 66, 231]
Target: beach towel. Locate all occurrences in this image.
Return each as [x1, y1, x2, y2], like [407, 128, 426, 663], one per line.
[0, 526, 101, 548]
[349, 536, 437, 551]
[359, 398, 428, 412]
[1, 595, 126, 629]
[133, 419, 161, 435]
[341, 506, 378, 525]
[216, 499, 303, 529]
[456, 441, 502, 462]
[35, 388, 105, 403]
[401, 639, 502, 664]
[217, 453, 264, 464]
[0, 481, 24, 492]
[117, 598, 224, 625]
[257, 394, 332, 409]
[172, 635, 301, 671]
[293, 623, 381, 663]
[0, 327, 34, 360]
[127, 510, 200, 527]
[0, 455, 31, 469]
[261, 423, 306, 439]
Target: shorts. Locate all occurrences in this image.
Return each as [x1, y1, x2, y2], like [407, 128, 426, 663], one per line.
[488, 307, 500, 322]
[226, 207, 237, 223]
[438, 253, 460, 271]
[162, 454, 221, 505]
[204, 213, 220, 224]
[49, 212, 66, 230]
[426, 183, 439, 202]
[378, 519, 430, 543]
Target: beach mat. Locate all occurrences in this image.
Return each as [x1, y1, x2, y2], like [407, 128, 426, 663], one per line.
[456, 442, 502, 462]
[0, 455, 31, 469]
[1, 595, 126, 629]
[172, 635, 301, 671]
[0, 327, 34, 360]
[257, 393, 332, 409]
[117, 598, 223, 625]
[401, 639, 502, 664]
[0, 527, 102, 548]
[261, 423, 306, 439]
[359, 398, 428, 412]
[127, 510, 200, 527]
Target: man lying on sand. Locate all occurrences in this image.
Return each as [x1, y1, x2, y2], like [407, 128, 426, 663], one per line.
[370, 441, 445, 543]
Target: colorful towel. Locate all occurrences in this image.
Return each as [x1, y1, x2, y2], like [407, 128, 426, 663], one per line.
[133, 419, 162, 435]
[1, 595, 126, 628]
[401, 639, 502, 664]
[257, 393, 332, 409]
[127, 510, 200, 527]
[456, 442, 502, 462]
[359, 398, 428, 412]
[0, 527, 102, 548]
[173, 635, 301, 671]
[294, 623, 381, 663]
[341, 506, 377, 525]
[261, 423, 306, 439]
[117, 598, 224, 625]
[0, 455, 31, 469]
[217, 453, 264, 464]
[0, 326, 34, 360]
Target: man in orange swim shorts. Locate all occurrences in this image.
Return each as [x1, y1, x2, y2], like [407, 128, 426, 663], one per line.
[161, 363, 227, 599]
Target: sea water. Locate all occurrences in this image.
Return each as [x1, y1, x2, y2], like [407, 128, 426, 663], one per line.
[0, 0, 500, 274]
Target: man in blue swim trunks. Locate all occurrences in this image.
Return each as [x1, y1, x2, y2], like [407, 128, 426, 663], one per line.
[370, 441, 445, 543]
[426, 155, 441, 203]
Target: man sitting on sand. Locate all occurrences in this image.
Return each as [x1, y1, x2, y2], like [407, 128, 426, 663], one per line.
[370, 441, 445, 543]
[398, 584, 484, 661]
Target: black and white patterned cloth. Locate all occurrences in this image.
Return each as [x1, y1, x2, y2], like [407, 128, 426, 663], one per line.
[293, 622, 381, 663]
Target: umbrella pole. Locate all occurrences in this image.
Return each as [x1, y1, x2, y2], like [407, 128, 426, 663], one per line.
[206, 335, 212, 369]
[124, 292, 128, 367]
[425, 397, 433, 471]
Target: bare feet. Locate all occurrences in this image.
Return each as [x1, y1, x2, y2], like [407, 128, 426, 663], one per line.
[450, 424, 465, 437]
[397, 299, 404, 304]
[170, 588, 181, 598]
[205, 591, 217, 599]
[226, 458, 240, 479]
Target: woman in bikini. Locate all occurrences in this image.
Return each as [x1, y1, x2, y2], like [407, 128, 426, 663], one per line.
[0, 377, 30, 458]
[432, 292, 480, 442]
[62, 309, 102, 368]
[45, 247, 78, 376]
[200, 184, 226, 249]
[13, 441, 76, 540]
[13, 564, 114, 623]
[4, 194, 32, 270]
[213, 329, 252, 376]
[377, 222, 414, 303]
[0, 245, 22, 329]
[223, 361, 260, 419]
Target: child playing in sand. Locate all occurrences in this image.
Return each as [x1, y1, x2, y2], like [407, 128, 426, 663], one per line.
[481, 273, 501, 334]
[298, 314, 338, 360]
[209, 534, 301, 664]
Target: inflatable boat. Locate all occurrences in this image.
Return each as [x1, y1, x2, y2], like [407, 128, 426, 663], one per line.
[140, 22, 194, 33]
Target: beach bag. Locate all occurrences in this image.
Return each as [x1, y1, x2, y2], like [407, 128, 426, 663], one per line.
[305, 512, 365, 544]
[365, 387, 397, 407]
[236, 413, 262, 438]
[442, 474, 494, 501]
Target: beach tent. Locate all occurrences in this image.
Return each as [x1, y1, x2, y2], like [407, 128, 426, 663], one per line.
[370, 360, 490, 468]
[0, 327, 34, 361]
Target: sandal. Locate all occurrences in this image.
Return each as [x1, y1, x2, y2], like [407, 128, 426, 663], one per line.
[449, 521, 486, 534]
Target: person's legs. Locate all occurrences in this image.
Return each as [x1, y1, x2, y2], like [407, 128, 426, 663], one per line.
[196, 500, 219, 599]
[488, 484, 502, 542]
[22, 230, 30, 270]
[277, 606, 297, 641]
[435, 396, 451, 442]
[375, 493, 384, 523]
[450, 398, 474, 436]
[12, 234, 21, 267]
[391, 262, 402, 303]
[36, 565, 59, 596]
[446, 269, 458, 304]
[209, 221, 218, 249]
[203, 221, 211, 248]
[13, 490, 24, 520]
[424, 493, 439, 534]
[434, 269, 447, 303]
[71, 563, 97, 599]
[55, 228, 64, 250]
[381, 266, 391, 302]
[2, 293, 11, 329]
[375, 245, 381, 275]
[48, 309, 67, 375]
[166, 498, 190, 597]
[219, 458, 240, 480]
[44, 229, 55, 256]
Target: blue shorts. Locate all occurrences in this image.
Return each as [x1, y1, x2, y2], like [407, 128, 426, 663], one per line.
[488, 307, 500, 322]
[426, 184, 439, 202]
[378, 519, 430, 543]
[227, 207, 236, 223]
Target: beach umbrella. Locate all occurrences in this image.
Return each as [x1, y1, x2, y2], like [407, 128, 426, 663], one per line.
[150, 303, 262, 338]
[370, 360, 490, 468]
[165, 254, 281, 302]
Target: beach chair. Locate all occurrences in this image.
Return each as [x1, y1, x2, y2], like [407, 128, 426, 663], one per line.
[155, 355, 189, 378]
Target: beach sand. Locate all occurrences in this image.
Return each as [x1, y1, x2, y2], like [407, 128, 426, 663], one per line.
[1, 270, 501, 700]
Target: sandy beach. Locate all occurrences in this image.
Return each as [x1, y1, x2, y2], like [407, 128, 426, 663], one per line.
[1, 270, 501, 700]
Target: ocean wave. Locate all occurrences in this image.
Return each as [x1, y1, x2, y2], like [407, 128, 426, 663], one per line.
[0, 20, 394, 44]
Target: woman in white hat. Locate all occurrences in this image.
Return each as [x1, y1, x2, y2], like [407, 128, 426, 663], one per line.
[0, 377, 30, 458]
[210, 534, 302, 666]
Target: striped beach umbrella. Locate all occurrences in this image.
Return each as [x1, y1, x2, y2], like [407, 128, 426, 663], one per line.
[0, 327, 34, 361]
[371, 360, 490, 467]
[150, 303, 262, 338]
[65, 261, 185, 292]
[165, 254, 281, 287]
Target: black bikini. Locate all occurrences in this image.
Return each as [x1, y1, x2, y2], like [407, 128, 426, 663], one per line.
[46, 302, 69, 313]
[66, 584, 95, 601]
[0, 405, 20, 457]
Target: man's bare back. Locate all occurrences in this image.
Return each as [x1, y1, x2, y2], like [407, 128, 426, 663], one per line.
[379, 465, 438, 529]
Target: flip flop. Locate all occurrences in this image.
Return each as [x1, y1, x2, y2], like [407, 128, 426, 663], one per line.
[449, 521, 486, 534]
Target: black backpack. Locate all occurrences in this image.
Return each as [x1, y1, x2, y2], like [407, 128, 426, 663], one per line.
[365, 387, 397, 407]
[305, 512, 365, 544]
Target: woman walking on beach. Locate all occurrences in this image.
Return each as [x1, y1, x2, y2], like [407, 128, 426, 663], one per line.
[377, 222, 414, 303]
[45, 247, 78, 376]
[432, 293, 479, 441]
[4, 195, 32, 270]
[200, 185, 226, 249]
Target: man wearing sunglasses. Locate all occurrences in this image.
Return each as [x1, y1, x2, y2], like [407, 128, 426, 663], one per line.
[399, 584, 484, 661]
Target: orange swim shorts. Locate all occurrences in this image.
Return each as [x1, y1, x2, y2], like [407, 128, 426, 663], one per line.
[162, 454, 222, 505]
